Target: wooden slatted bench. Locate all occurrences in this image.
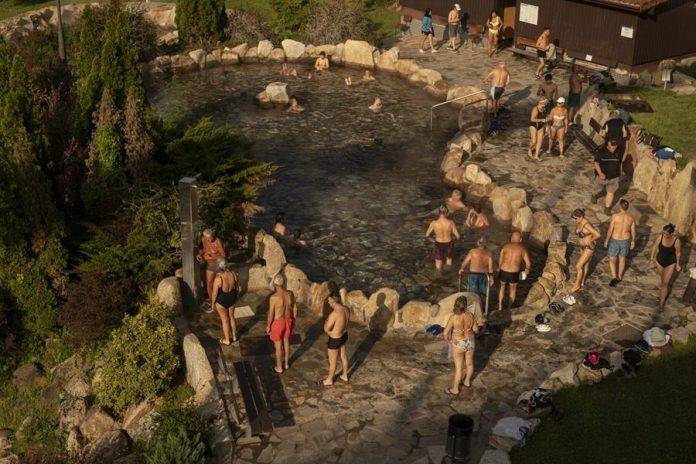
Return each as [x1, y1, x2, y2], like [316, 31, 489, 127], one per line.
[233, 360, 273, 437]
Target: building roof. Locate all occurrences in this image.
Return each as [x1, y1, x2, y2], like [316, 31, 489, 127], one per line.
[588, 0, 667, 12]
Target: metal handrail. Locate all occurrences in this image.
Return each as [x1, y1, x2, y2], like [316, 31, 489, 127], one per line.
[430, 90, 487, 130]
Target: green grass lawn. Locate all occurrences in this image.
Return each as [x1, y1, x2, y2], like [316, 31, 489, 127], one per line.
[511, 336, 696, 464]
[607, 86, 696, 156]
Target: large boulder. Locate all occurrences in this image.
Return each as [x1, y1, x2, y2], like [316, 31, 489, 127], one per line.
[59, 397, 87, 433]
[157, 277, 182, 313]
[84, 430, 131, 463]
[308, 281, 333, 316]
[12, 363, 42, 389]
[444, 167, 466, 186]
[122, 398, 156, 431]
[490, 187, 513, 221]
[446, 85, 488, 108]
[170, 54, 197, 74]
[64, 376, 91, 398]
[441, 148, 465, 173]
[281, 39, 306, 61]
[530, 211, 558, 246]
[247, 264, 270, 291]
[512, 206, 534, 233]
[140, 3, 176, 29]
[459, 105, 488, 131]
[464, 164, 492, 186]
[258, 231, 287, 277]
[376, 47, 399, 72]
[662, 161, 696, 240]
[79, 406, 116, 443]
[66, 426, 84, 457]
[448, 131, 476, 153]
[400, 300, 436, 328]
[268, 48, 286, 62]
[231, 43, 249, 57]
[432, 292, 484, 327]
[220, 49, 239, 65]
[257, 39, 274, 58]
[283, 264, 311, 307]
[331, 43, 345, 64]
[343, 40, 375, 68]
[264, 82, 290, 106]
[243, 46, 259, 63]
[309, 44, 337, 58]
[343, 290, 368, 323]
[182, 333, 218, 420]
[410, 68, 443, 86]
[364, 288, 399, 334]
[395, 59, 420, 77]
[188, 49, 206, 68]
[549, 362, 580, 386]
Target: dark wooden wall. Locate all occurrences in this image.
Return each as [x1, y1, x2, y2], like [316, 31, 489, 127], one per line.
[634, 0, 696, 66]
[400, 0, 499, 25]
[514, 0, 639, 67]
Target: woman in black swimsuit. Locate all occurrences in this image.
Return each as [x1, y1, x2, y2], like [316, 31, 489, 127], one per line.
[569, 209, 601, 294]
[650, 224, 682, 309]
[211, 258, 240, 345]
[528, 99, 549, 160]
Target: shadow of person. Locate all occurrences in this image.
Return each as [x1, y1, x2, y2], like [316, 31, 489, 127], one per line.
[349, 293, 391, 377]
[288, 296, 331, 366]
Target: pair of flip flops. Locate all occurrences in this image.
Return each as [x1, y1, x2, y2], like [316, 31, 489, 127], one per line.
[562, 295, 577, 306]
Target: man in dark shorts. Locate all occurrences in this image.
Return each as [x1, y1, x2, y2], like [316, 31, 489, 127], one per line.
[592, 139, 625, 214]
[426, 205, 460, 275]
[601, 110, 628, 159]
[567, 66, 584, 123]
[323, 285, 350, 386]
[497, 232, 531, 312]
[538, 73, 558, 102]
[482, 62, 510, 117]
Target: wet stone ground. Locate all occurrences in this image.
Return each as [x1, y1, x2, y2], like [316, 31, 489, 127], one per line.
[150, 63, 530, 302]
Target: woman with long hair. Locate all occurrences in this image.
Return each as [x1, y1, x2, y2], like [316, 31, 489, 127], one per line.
[650, 224, 682, 309]
[419, 8, 437, 53]
[486, 10, 502, 57]
[211, 258, 240, 345]
[444, 295, 478, 395]
[569, 209, 600, 293]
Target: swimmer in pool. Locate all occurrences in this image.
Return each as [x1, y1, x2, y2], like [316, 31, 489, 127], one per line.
[362, 70, 376, 82]
[369, 97, 382, 112]
[345, 76, 353, 86]
[466, 207, 490, 232]
[446, 189, 467, 214]
[287, 97, 304, 113]
[281, 63, 290, 76]
[293, 229, 308, 247]
[314, 51, 330, 71]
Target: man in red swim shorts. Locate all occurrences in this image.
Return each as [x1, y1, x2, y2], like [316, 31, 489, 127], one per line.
[267, 274, 297, 373]
[426, 205, 460, 275]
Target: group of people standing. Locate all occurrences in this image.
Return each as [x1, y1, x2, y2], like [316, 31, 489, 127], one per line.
[420, 5, 504, 57]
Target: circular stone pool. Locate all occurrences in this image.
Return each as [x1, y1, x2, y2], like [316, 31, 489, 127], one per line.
[151, 63, 516, 301]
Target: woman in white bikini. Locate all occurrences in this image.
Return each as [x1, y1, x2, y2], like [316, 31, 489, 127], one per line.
[547, 97, 569, 157]
[444, 295, 478, 395]
[486, 11, 502, 57]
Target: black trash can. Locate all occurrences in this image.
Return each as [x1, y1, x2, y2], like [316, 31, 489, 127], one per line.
[445, 414, 474, 463]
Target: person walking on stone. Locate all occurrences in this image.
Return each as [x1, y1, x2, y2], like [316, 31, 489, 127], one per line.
[567, 66, 584, 124]
[650, 224, 682, 310]
[592, 139, 624, 214]
[211, 258, 240, 345]
[444, 295, 477, 395]
[569, 208, 601, 294]
[534, 27, 551, 79]
[537, 74, 558, 103]
[419, 8, 437, 54]
[486, 10, 502, 57]
[267, 274, 297, 373]
[528, 99, 549, 160]
[497, 232, 532, 311]
[459, 237, 494, 310]
[482, 62, 510, 118]
[426, 205, 461, 275]
[323, 285, 350, 386]
[447, 4, 461, 50]
[601, 110, 629, 161]
[547, 97, 569, 157]
[604, 199, 636, 286]
[197, 228, 226, 312]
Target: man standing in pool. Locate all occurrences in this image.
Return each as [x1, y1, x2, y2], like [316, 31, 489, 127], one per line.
[482, 62, 510, 118]
[426, 205, 461, 275]
[323, 285, 350, 386]
[459, 236, 494, 311]
[498, 232, 532, 311]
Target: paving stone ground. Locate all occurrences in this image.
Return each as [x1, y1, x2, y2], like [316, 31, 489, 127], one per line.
[188, 38, 693, 464]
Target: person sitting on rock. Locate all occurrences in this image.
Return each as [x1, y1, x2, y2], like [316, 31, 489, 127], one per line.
[362, 70, 376, 82]
[287, 97, 304, 113]
[465, 207, 489, 232]
[368, 97, 382, 113]
[314, 51, 330, 71]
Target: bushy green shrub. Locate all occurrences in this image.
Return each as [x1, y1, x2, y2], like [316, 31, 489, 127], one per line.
[95, 298, 180, 414]
[175, 0, 228, 50]
[271, 0, 309, 38]
[0, 383, 62, 454]
[303, 0, 370, 44]
[142, 426, 205, 464]
[140, 400, 207, 464]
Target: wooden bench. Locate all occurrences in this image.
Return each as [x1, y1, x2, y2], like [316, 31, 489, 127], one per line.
[233, 360, 273, 437]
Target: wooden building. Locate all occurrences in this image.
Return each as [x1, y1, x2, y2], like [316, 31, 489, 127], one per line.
[401, 0, 519, 38]
[513, 0, 696, 71]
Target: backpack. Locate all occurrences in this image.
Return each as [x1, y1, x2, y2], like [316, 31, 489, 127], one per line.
[583, 351, 610, 370]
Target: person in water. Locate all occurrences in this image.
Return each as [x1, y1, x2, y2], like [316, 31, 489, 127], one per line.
[426, 205, 461, 274]
[314, 51, 330, 71]
[446, 189, 467, 214]
[362, 70, 376, 82]
[444, 295, 478, 395]
[273, 213, 286, 236]
[267, 274, 297, 373]
[287, 97, 304, 113]
[497, 232, 532, 311]
[650, 223, 682, 310]
[369, 97, 382, 112]
[210, 258, 240, 345]
[466, 207, 490, 232]
[293, 228, 308, 247]
[323, 284, 350, 386]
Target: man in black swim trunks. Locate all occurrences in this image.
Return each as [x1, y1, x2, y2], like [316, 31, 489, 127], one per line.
[482, 62, 510, 117]
[498, 232, 532, 312]
[323, 285, 350, 386]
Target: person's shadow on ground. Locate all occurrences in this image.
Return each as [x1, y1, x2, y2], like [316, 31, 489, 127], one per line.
[348, 293, 390, 377]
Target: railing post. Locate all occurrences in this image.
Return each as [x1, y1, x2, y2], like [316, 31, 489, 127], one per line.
[179, 177, 200, 307]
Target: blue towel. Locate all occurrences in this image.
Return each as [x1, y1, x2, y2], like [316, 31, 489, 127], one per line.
[425, 324, 444, 336]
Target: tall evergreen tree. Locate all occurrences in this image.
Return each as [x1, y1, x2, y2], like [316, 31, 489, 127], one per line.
[175, 0, 228, 51]
[124, 88, 154, 179]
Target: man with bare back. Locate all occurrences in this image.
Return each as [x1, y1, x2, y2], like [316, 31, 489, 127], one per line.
[267, 274, 297, 373]
[460, 236, 494, 312]
[446, 189, 467, 215]
[482, 62, 510, 117]
[604, 199, 636, 286]
[426, 205, 461, 274]
[323, 286, 350, 386]
[535, 27, 551, 79]
[498, 232, 532, 311]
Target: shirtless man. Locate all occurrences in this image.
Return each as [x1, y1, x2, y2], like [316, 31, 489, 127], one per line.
[362, 70, 376, 82]
[426, 205, 461, 274]
[314, 51, 330, 71]
[368, 97, 382, 113]
[287, 97, 304, 113]
[273, 213, 286, 236]
[538, 74, 558, 102]
[197, 229, 226, 310]
[466, 207, 490, 232]
[323, 286, 350, 386]
[459, 237, 494, 310]
[498, 232, 532, 311]
[604, 199, 636, 286]
[535, 27, 551, 79]
[482, 63, 510, 117]
[567, 66, 584, 123]
[267, 274, 297, 373]
[446, 189, 467, 214]
[447, 4, 461, 50]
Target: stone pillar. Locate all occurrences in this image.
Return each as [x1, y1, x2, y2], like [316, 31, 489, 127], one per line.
[179, 177, 199, 307]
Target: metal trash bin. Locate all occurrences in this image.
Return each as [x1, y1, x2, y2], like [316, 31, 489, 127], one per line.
[444, 414, 474, 463]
